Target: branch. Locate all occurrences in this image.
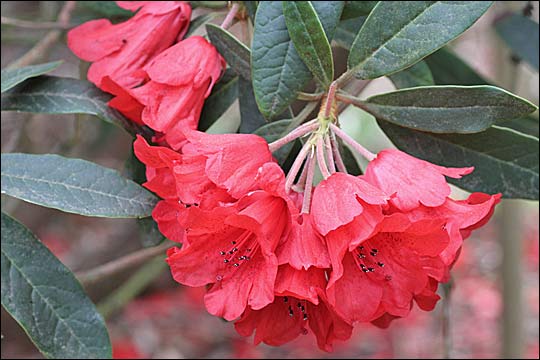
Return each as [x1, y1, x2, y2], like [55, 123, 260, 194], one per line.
[76, 241, 173, 287]
[7, 1, 77, 69]
[1, 16, 73, 30]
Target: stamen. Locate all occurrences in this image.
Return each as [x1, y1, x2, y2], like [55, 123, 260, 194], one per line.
[330, 123, 376, 161]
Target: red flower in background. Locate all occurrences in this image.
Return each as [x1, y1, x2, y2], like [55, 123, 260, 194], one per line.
[68, 1, 191, 89]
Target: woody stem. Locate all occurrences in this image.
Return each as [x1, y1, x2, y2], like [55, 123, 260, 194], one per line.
[330, 123, 376, 161]
[330, 132, 348, 173]
[221, 2, 240, 30]
[301, 152, 316, 214]
[268, 120, 318, 153]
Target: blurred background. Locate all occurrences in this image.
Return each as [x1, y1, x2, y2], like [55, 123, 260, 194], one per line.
[1, 1, 539, 358]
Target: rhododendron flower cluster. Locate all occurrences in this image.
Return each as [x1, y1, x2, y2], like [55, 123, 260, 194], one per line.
[69, 1, 500, 352]
[68, 1, 225, 148]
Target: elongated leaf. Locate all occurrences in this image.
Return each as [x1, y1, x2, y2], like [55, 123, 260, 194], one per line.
[379, 121, 539, 199]
[199, 75, 239, 131]
[348, 1, 493, 79]
[239, 77, 266, 133]
[1, 212, 111, 359]
[341, 1, 378, 20]
[78, 1, 133, 18]
[424, 47, 489, 86]
[1, 75, 140, 135]
[283, 1, 334, 87]
[388, 60, 434, 88]
[359, 85, 537, 133]
[252, 1, 344, 119]
[495, 13, 539, 70]
[1, 153, 158, 218]
[424, 47, 538, 138]
[206, 24, 251, 80]
[1, 61, 62, 93]
[186, 13, 216, 37]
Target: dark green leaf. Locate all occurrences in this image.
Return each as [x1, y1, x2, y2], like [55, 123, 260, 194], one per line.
[239, 77, 266, 133]
[1, 75, 141, 135]
[341, 145, 362, 175]
[348, 1, 493, 79]
[495, 13, 539, 70]
[252, 1, 344, 119]
[388, 61, 434, 88]
[137, 217, 166, 247]
[206, 23, 251, 80]
[78, 1, 133, 18]
[334, 16, 366, 50]
[186, 13, 216, 37]
[360, 85, 537, 133]
[253, 119, 295, 164]
[341, 1, 378, 20]
[424, 47, 489, 85]
[283, 1, 334, 87]
[379, 121, 539, 199]
[1, 61, 62, 93]
[191, 1, 228, 9]
[243, 1, 259, 22]
[1, 212, 111, 359]
[199, 75, 239, 132]
[424, 48, 538, 138]
[1, 153, 158, 218]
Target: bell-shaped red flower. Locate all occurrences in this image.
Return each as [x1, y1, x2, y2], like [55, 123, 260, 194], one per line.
[364, 149, 474, 211]
[235, 265, 353, 352]
[166, 164, 293, 321]
[68, 1, 191, 89]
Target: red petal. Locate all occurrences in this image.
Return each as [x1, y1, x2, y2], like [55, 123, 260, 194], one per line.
[274, 265, 326, 304]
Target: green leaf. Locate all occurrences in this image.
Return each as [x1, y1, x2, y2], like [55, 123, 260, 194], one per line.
[1, 75, 141, 135]
[239, 77, 267, 133]
[206, 23, 251, 80]
[1, 212, 111, 359]
[424, 47, 489, 86]
[253, 119, 295, 164]
[191, 1, 228, 9]
[334, 16, 366, 50]
[379, 122, 539, 199]
[495, 13, 539, 70]
[341, 145, 362, 175]
[186, 13, 216, 37]
[424, 48, 538, 138]
[252, 1, 344, 119]
[348, 1, 493, 79]
[341, 1, 378, 19]
[199, 75, 239, 132]
[388, 61, 434, 88]
[1, 153, 158, 218]
[283, 1, 334, 87]
[243, 1, 259, 22]
[1, 61, 62, 93]
[137, 217, 166, 247]
[359, 85, 537, 133]
[78, 1, 133, 18]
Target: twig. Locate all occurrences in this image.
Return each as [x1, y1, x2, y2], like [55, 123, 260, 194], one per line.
[221, 2, 240, 30]
[1, 16, 73, 29]
[76, 241, 172, 287]
[7, 1, 76, 69]
[330, 123, 376, 161]
[442, 280, 454, 359]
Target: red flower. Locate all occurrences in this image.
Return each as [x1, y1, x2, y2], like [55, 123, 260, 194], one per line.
[124, 36, 225, 148]
[165, 163, 292, 320]
[364, 149, 474, 211]
[68, 1, 191, 89]
[235, 266, 352, 352]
